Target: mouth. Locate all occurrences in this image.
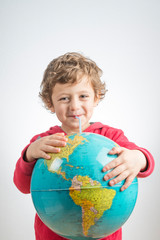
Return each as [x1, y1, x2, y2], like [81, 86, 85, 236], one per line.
[68, 115, 82, 119]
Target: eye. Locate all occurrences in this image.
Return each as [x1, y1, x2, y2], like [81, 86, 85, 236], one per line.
[59, 97, 70, 102]
[80, 94, 89, 99]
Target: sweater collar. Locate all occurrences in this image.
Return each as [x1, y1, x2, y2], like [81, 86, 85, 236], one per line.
[49, 122, 103, 135]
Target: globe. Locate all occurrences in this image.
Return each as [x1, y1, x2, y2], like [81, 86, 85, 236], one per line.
[31, 132, 138, 240]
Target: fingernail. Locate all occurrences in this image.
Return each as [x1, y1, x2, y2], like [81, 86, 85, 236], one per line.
[121, 186, 126, 191]
[109, 150, 113, 154]
[109, 180, 114, 186]
[104, 175, 109, 181]
[102, 167, 108, 172]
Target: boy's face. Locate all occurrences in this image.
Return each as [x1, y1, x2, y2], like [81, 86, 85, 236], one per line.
[50, 76, 99, 134]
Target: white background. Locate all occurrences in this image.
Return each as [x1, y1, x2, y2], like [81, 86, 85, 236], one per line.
[1, 0, 160, 239]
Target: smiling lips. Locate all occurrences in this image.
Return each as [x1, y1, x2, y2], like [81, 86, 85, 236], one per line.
[68, 115, 81, 119]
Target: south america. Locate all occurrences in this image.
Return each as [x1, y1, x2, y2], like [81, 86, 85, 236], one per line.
[69, 175, 116, 237]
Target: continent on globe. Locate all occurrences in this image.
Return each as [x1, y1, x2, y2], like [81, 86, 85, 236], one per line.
[46, 134, 88, 168]
[69, 175, 116, 236]
[45, 134, 88, 181]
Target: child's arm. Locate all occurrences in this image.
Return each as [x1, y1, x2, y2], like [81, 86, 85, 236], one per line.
[13, 133, 67, 193]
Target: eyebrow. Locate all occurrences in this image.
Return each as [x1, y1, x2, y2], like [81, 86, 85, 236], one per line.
[55, 93, 70, 99]
[56, 90, 90, 97]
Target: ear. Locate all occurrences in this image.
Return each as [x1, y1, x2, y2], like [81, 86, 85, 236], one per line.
[50, 106, 55, 113]
[48, 103, 55, 113]
[93, 95, 100, 107]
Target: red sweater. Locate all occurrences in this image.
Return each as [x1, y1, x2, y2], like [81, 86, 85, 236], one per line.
[13, 122, 154, 240]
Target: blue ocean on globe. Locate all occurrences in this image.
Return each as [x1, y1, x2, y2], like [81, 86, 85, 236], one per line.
[31, 132, 138, 240]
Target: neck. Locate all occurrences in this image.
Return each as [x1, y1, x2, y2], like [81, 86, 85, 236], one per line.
[61, 123, 90, 135]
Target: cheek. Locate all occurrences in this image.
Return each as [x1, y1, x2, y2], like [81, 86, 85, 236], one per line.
[85, 99, 96, 109]
[83, 104, 95, 116]
[54, 104, 65, 115]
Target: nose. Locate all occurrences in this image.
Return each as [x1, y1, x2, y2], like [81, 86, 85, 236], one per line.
[69, 97, 80, 112]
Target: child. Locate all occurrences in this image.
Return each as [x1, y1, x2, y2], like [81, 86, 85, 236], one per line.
[14, 52, 154, 240]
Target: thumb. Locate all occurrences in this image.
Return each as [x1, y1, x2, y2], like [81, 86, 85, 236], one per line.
[109, 146, 124, 155]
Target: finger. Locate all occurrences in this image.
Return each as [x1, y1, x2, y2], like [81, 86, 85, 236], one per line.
[42, 145, 61, 154]
[40, 145, 62, 160]
[103, 164, 126, 181]
[108, 170, 129, 186]
[39, 151, 52, 160]
[55, 132, 65, 136]
[46, 139, 67, 147]
[108, 146, 124, 155]
[54, 132, 68, 139]
[121, 175, 135, 191]
[102, 156, 122, 172]
[49, 134, 68, 142]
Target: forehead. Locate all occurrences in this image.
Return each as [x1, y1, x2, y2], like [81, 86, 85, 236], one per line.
[52, 76, 94, 95]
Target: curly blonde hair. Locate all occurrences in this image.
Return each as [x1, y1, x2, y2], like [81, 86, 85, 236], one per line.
[39, 52, 107, 109]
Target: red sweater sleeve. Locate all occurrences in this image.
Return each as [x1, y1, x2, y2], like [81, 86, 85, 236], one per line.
[13, 144, 37, 193]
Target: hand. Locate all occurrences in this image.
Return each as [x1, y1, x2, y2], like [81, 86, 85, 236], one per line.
[25, 133, 68, 162]
[102, 147, 147, 191]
